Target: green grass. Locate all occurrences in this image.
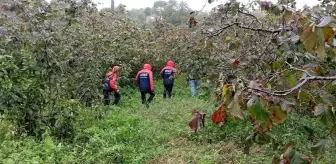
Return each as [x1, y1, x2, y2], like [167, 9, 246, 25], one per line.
[0, 76, 335, 164]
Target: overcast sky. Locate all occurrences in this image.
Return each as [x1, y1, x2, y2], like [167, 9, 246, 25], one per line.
[92, 0, 320, 10]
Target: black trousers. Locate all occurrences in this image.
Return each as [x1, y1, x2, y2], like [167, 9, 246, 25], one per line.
[163, 83, 173, 99]
[103, 89, 120, 106]
[141, 91, 155, 104]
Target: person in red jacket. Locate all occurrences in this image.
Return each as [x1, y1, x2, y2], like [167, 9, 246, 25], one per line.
[136, 64, 155, 107]
[160, 60, 178, 99]
[102, 66, 121, 106]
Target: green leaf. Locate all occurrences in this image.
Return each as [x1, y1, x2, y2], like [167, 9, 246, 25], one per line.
[303, 125, 314, 136]
[283, 144, 311, 164]
[313, 104, 336, 128]
[271, 138, 280, 150]
[3, 158, 14, 164]
[331, 125, 336, 135]
[272, 62, 281, 70]
[319, 90, 336, 106]
[290, 152, 311, 164]
[44, 135, 55, 153]
[254, 133, 272, 145]
[327, 47, 336, 57]
[311, 137, 334, 156]
[298, 90, 311, 102]
[248, 98, 270, 123]
[287, 74, 297, 88]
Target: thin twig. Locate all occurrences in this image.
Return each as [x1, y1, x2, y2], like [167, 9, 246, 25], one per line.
[238, 10, 261, 24]
[285, 62, 313, 77]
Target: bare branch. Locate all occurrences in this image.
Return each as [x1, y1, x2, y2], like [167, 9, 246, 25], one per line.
[238, 10, 261, 24]
[248, 76, 336, 96]
[205, 23, 236, 37]
[236, 23, 291, 33]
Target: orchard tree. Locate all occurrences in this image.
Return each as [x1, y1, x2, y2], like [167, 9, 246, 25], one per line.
[195, 0, 336, 162]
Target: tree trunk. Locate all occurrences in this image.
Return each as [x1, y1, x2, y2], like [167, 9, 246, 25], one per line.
[111, 0, 114, 10]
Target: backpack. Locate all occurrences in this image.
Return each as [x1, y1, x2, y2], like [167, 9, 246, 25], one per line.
[102, 75, 112, 90]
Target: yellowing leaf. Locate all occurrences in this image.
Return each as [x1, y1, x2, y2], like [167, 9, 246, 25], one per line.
[225, 36, 231, 42]
[300, 26, 316, 52]
[222, 84, 231, 97]
[228, 90, 245, 119]
[297, 14, 310, 28]
[266, 83, 272, 89]
[269, 106, 287, 124]
[301, 26, 327, 60]
[322, 26, 334, 43]
[315, 44, 326, 60]
[228, 100, 245, 119]
[205, 40, 213, 48]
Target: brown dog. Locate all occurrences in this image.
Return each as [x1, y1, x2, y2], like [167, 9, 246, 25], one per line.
[188, 109, 206, 133]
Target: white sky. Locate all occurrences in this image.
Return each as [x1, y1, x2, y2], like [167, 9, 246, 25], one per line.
[92, 0, 320, 10]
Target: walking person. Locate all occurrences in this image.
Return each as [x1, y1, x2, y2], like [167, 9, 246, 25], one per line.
[102, 66, 121, 106]
[187, 64, 198, 97]
[136, 64, 155, 107]
[160, 60, 178, 99]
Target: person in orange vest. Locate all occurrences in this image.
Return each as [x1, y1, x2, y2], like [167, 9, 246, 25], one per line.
[136, 64, 155, 107]
[160, 60, 178, 99]
[102, 66, 121, 106]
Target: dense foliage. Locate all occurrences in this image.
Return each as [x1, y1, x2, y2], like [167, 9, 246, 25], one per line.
[0, 0, 336, 163]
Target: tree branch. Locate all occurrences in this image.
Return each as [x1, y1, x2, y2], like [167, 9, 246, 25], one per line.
[238, 10, 261, 24]
[236, 23, 291, 33]
[205, 22, 292, 38]
[248, 76, 336, 96]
